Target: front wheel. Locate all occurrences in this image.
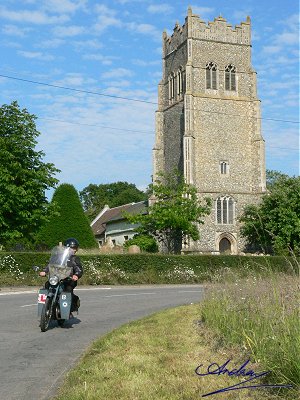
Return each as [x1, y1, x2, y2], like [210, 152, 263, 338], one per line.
[40, 298, 52, 332]
[57, 319, 65, 327]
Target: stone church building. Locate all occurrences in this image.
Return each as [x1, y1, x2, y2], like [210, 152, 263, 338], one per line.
[153, 7, 266, 254]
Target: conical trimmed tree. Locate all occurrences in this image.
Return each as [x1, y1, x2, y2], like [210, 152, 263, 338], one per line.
[37, 183, 97, 249]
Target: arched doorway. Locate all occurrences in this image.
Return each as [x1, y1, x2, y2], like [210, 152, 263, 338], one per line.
[219, 237, 231, 254]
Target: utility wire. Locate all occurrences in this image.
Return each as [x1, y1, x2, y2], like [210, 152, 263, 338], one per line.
[39, 117, 153, 134]
[1, 73, 299, 124]
[0, 73, 156, 105]
[38, 117, 298, 151]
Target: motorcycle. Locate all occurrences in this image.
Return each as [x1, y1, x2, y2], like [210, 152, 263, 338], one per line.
[36, 245, 77, 332]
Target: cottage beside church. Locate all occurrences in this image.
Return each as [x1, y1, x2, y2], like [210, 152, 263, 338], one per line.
[153, 7, 266, 254]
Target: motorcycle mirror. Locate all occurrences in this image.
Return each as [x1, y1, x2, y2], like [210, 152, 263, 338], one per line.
[32, 266, 40, 272]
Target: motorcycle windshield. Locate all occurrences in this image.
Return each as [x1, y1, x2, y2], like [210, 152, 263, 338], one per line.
[47, 246, 73, 280]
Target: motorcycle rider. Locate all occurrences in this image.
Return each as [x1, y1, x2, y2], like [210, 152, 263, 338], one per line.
[39, 238, 83, 313]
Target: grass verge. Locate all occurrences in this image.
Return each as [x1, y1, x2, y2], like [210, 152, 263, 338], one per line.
[54, 275, 297, 400]
[201, 273, 299, 396]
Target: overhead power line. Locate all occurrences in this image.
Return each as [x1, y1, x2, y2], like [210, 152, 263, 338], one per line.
[37, 117, 298, 151]
[0, 73, 156, 105]
[0, 73, 299, 124]
[39, 117, 153, 134]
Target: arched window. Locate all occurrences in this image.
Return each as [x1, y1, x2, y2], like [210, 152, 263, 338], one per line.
[206, 62, 217, 90]
[216, 196, 235, 224]
[220, 161, 229, 175]
[225, 64, 236, 91]
[168, 73, 175, 103]
[177, 67, 185, 97]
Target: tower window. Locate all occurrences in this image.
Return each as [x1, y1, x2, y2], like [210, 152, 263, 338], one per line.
[168, 73, 176, 103]
[177, 67, 185, 97]
[206, 62, 217, 90]
[216, 196, 235, 224]
[225, 64, 236, 91]
[220, 161, 229, 174]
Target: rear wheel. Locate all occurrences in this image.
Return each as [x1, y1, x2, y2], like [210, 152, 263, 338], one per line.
[40, 298, 52, 332]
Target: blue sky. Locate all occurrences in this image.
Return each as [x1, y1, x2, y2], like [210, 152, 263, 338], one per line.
[0, 0, 299, 197]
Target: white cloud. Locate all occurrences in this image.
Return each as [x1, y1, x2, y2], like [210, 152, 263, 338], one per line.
[53, 25, 85, 37]
[132, 59, 160, 67]
[101, 68, 134, 80]
[275, 32, 299, 46]
[262, 16, 299, 74]
[2, 24, 31, 37]
[38, 38, 65, 48]
[190, 6, 215, 18]
[0, 6, 69, 24]
[115, 0, 147, 4]
[42, 0, 87, 14]
[93, 4, 121, 33]
[262, 13, 299, 56]
[262, 45, 281, 54]
[107, 79, 132, 88]
[251, 30, 260, 41]
[126, 22, 161, 41]
[36, 93, 155, 190]
[263, 124, 299, 159]
[267, 81, 297, 90]
[82, 53, 118, 65]
[18, 50, 55, 61]
[232, 10, 251, 23]
[147, 4, 173, 14]
[0, 39, 21, 48]
[93, 4, 160, 39]
[72, 39, 103, 50]
[53, 73, 97, 87]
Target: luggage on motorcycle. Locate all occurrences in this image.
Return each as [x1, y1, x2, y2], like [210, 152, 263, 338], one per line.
[59, 292, 72, 319]
[37, 288, 48, 317]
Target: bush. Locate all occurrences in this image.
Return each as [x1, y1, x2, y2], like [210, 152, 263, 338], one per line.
[0, 254, 25, 281]
[124, 235, 158, 253]
[36, 183, 97, 249]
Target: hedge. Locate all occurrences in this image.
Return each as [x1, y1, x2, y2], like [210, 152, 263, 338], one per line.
[0, 252, 298, 277]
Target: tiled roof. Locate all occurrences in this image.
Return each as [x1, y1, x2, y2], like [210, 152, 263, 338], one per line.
[91, 201, 148, 235]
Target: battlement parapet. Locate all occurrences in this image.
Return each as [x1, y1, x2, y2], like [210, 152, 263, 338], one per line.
[163, 8, 251, 57]
[163, 20, 188, 56]
[191, 14, 251, 45]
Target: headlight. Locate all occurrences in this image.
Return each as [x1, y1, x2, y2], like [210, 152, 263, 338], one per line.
[49, 276, 59, 286]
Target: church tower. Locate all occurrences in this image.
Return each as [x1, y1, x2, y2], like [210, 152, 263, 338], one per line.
[153, 7, 266, 254]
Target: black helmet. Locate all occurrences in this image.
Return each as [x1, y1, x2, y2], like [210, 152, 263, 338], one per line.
[64, 238, 79, 249]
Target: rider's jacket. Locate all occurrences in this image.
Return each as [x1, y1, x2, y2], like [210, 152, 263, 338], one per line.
[67, 255, 83, 278]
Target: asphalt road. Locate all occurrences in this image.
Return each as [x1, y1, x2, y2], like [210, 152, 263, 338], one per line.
[0, 285, 204, 400]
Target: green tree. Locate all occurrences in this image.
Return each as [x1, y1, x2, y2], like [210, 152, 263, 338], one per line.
[240, 173, 300, 255]
[266, 169, 289, 189]
[80, 181, 147, 221]
[0, 101, 59, 248]
[123, 234, 158, 253]
[125, 171, 211, 254]
[37, 183, 97, 249]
